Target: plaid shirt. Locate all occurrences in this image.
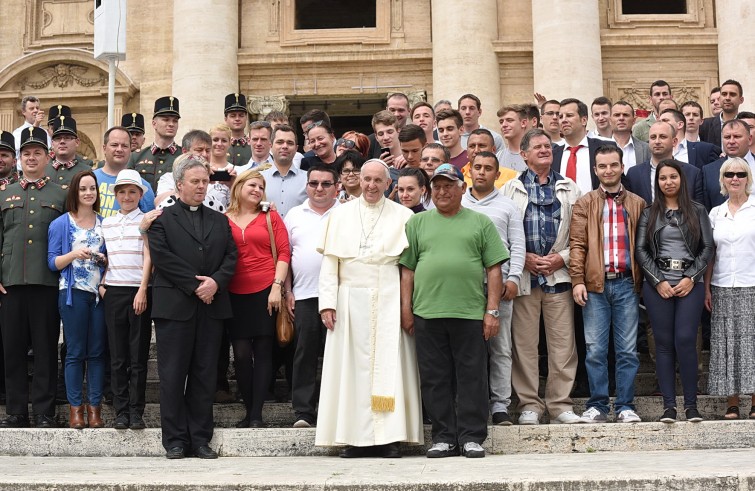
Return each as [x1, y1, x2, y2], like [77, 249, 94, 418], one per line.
[521, 169, 567, 293]
[602, 187, 630, 273]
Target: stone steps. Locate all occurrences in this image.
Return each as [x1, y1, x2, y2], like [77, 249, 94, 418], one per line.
[0, 420, 754, 457]
[2, 395, 752, 429]
[1, 449, 754, 491]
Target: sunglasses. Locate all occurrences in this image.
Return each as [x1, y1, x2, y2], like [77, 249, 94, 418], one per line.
[724, 172, 748, 179]
[305, 120, 324, 133]
[307, 180, 335, 189]
[336, 138, 357, 150]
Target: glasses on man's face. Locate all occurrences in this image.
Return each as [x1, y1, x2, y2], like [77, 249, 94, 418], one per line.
[724, 171, 748, 179]
[336, 138, 357, 150]
[340, 168, 360, 175]
[307, 180, 335, 189]
[305, 120, 324, 133]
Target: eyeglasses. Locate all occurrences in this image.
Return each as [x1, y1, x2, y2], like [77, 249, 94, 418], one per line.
[340, 168, 360, 175]
[724, 171, 748, 179]
[307, 180, 335, 189]
[420, 156, 443, 163]
[305, 120, 324, 133]
[336, 138, 357, 150]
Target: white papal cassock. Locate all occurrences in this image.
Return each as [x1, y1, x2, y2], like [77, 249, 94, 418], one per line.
[315, 195, 423, 447]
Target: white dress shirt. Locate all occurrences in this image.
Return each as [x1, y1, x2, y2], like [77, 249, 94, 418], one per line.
[709, 194, 755, 287]
[559, 136, 592, 195]
[674, 139, 689, 164]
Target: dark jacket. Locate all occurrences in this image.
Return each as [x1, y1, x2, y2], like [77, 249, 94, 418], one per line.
[148, 202, 237, 321]
[634, 202, 714, 287]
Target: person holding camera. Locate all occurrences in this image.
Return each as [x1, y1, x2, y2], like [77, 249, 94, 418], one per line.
[47, 170, 108, 429]
[226, 169, 290, 428]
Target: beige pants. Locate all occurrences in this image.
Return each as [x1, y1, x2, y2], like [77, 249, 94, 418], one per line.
[511, 289, 577, 416]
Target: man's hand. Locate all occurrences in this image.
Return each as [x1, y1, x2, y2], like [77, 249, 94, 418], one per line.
[138, 209, 163, 234]
[572, 284, 588, 306]
[483, 312, 500, 340]
[393, 155, 408, 169]
[195, 275, 218, 304]
[502, 280, 518, 301]
[524, 252, 541, 275]
[33, 110, 45, 127]
[536, 253, 565, 276]
[321, 309, 336, 330]
[133, 286, 147, 315]
[401, 309, 414, 336]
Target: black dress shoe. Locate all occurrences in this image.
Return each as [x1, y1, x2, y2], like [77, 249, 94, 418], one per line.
[0, 414, 30, 428]
[194, 445, 219, 459]
[248, 419, 265, 428]
[129, 414, 146, 430]
[235, 416, 250, 428]
[380, 442, 402, 458]
[113, 413, 129, 430]
[339, 445, 377, 458]
[165, 447, 185, 459]
[34, 415, 56, 428]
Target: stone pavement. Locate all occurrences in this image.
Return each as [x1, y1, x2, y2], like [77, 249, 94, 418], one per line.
[1, 448, 754, 490]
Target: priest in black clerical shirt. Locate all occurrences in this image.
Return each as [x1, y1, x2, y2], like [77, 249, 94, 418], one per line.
[147, 154, 237, 460]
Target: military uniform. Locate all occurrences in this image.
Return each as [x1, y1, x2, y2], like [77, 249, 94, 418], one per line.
[0, 127, 67, 426]
[0, 131, 17, 187]
[224, 93, 252, 167]
[128, 97, 182, 192]
[45, 116, 92, 187]
[122, 112, 146, 152]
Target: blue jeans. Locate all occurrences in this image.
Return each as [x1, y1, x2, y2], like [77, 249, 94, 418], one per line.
[59, 289, 106, 406]
[582, 277, 639, 414]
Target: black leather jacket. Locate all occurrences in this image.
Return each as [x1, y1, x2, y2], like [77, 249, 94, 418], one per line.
[634, 202, 714, 287]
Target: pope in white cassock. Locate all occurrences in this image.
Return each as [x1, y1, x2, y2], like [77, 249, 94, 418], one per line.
[315, 159, 424, 458]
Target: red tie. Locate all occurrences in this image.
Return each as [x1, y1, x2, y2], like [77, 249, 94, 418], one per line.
[566, 145, 583, 181]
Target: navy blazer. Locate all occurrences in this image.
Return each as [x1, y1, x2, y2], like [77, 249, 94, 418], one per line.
[551, 137, 618, 190]
[686, 141, 722, 170]
[625, 160, 704, 205]
[699, 117, 722, 148]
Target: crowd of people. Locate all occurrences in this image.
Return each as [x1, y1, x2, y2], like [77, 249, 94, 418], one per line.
[0, 79, 753, 460]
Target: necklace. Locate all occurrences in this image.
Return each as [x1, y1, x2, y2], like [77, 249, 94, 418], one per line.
[358, 199, 385, 254]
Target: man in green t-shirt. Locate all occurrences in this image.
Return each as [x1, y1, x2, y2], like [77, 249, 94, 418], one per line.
[399, 163, 509, 459]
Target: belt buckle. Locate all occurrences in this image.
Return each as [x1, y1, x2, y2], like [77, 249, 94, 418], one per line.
[605, 272, 619, 280]
[669, 259, 684, 270]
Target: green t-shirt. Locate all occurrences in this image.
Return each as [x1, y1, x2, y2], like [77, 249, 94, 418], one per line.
[400, 207, 509, 320]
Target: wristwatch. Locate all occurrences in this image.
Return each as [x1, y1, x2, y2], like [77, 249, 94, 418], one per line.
[485, 309, 500, 318]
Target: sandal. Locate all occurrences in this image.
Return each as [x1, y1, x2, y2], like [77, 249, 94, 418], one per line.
[724, 406, 740, 420]
[749, 406, 755, 420]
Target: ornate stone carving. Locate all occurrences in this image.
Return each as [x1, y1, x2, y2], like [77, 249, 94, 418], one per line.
[392, 0, 403, 32]
[24, 0, 95, 50]
[406, 90, 427, 107]
[248, 95, 289, 117]
[269, 0, 280, 35]
[17, 64, 107, 90]
[617, 84, 701, 111]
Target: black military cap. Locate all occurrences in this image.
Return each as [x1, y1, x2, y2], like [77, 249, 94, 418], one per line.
[48, 105, 72, 125]
[224, 93, 248, 114]
[20, 126, 49, 152]
[52, 115, 78, 138]
[121, 112, 146, 134]
[154, 96, 180, 118]
[0, 131, 14, 154]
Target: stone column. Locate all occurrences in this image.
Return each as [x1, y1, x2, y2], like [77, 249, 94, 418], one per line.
[172, 0, 239, 134]
[431, 0, 501, 129]
[716, 1, 755, 97]
[531, 0, 603, 107]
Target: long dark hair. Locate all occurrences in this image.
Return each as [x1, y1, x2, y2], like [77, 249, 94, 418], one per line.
[646, 159, 700, 246]
[398, 167, 431, 206]
[66, 170, 100, 215]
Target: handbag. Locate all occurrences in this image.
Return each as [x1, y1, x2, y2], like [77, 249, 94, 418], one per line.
[266, 211, 294, 347]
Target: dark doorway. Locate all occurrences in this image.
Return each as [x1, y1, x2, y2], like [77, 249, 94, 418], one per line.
[622, 0, 686, 14]
[295, 0, 377, 30]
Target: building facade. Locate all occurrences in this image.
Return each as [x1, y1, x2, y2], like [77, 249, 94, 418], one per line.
[0, 0, 750, 159]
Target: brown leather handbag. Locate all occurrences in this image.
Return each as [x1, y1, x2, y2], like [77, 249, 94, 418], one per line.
[266, 212, 293, 346]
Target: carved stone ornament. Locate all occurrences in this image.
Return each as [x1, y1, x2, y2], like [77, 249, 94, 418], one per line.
[406, 90, 427, 107]
[618, 85, 701, 112]
[18, 64, 107, 90]
[248, 95, 289, 117]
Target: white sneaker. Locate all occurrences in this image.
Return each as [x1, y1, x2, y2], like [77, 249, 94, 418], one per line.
[518, 410, 540, 425]
[580, 407, 608, 423]
[462, 442, 485, 458]
[293, 419, 312, 428]
[617, 409, 641, 423]
[551, 411, 583, 424]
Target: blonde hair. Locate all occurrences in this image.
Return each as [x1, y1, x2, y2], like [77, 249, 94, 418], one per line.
[209, 123, 232, 138]
[227, 169, 267, 215]
[719, 157, 753, 196]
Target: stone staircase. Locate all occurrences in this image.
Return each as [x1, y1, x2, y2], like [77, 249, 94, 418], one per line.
[1, 327, 754, 490]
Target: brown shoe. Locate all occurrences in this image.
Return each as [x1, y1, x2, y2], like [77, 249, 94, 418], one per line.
[69, 405, 85, 429]
[86, 405, 104, 428]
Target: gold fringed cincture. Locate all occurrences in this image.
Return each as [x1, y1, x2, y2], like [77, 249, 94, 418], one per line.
[371, 395, 395, 412]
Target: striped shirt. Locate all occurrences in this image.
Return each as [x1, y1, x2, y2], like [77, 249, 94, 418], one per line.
[102, 208, 146, 287]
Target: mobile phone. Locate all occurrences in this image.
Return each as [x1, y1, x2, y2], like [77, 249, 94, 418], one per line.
[212, 170, 232, 181]
[380, 147, 391, 155]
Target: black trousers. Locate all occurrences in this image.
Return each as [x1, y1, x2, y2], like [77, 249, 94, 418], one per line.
[291, 298, 327, 422]
[216, 323, 231, 392]
[1, 285, 59, 416]
[104, 286, 152, 416]
[154, 310, 223, 452]
[414, 316, 488, 446]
